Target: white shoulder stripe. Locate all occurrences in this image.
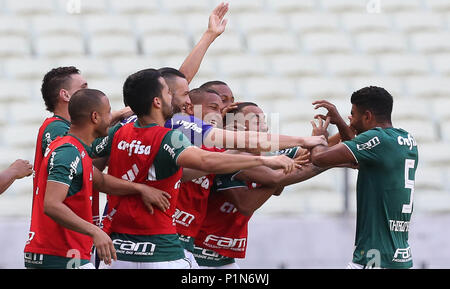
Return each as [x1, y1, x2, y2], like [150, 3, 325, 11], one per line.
[342, 143, 358, 164]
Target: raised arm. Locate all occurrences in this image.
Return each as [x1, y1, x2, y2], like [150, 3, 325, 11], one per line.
[179, 2, 229, 83]
[313, 100, 356, 141]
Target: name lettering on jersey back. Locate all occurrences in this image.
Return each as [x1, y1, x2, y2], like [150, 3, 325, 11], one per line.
[397, 134, 417, 150]
[117, 140, 151, 156]
[357, 136, 380, 151]
[389, 220, 410, 232]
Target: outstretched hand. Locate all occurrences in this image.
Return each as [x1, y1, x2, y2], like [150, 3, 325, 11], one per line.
[261, 155, 296, 175]
[208, 2, 229, 37]
[311, 116, 331, 140]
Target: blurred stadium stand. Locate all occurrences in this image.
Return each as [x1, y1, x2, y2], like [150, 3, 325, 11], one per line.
[0, 0, 449, 220]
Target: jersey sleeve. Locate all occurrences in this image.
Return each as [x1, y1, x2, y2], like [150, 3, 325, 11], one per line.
[41, 121, 70, 156]
[91, 123, 123, 158]
[343, 129, 385, 165]
[214, 172, 248, 192]
[47, 144, 83, 188]
[165, 114, 213, 147]
[157, 129, 193, 168]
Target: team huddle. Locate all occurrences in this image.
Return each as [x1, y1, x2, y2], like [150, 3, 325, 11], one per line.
[0, 3, 418, 269]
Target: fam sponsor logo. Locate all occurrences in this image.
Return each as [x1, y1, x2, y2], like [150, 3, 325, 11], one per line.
[173, 208, 195, 227]
[393, 247, 412, 263]
[112, 239, 156, 256]
[117, 140, 151, 156]
[204, 235, 246, 252]
[356, 136, 380, 151]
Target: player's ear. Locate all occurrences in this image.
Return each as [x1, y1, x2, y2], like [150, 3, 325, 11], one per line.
[91, 110, 99, 124]
[59, 88, 70, 103]
[152, 96, 162, 110]
[363, 110, 374, 123]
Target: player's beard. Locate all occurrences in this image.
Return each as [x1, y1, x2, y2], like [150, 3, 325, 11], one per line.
[95, 117, 110, 138]
[162, 98, 175, 121]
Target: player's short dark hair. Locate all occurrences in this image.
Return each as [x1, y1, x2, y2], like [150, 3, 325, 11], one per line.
[199, 80, 228, 90]
[351, 86, 393, 122]
[41, 66, 80, 112]
[158, 67, 186, 81]
[69, 89, 105, 125]
[123, 68, 163, 117]
[189, 87, 220, 105]
[223, 102, 259, 128]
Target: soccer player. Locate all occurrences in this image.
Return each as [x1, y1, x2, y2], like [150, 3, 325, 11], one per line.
[95, 69, 303, 269]
[199, 80, 240, 118]
[193, 102, 328, 269]
[24, 89, 171, 269]
[174, 88, 226, 267]
[0, 159, 33, 195]
[309, 86, 418, 269]
[34, 67, 132, 227]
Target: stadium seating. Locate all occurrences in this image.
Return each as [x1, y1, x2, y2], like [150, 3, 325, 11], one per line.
[290, 13, 340, 34]
[110, 0, 159, 15]
[0, 0, 448, 217]
[342, 13, 392, 33]
[325, 55, 377, 77]
[271, 55, 322, 77]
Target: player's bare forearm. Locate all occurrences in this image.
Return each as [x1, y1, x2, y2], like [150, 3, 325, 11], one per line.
[335, 119, 356, 141]
[179, 31, 217, 84]
[223, 186, 278, 216]
[0, 169, 17, 194]
[328, 133, 342, 147]
[110, 107, 132, 126]
[93, 167, 141, 196]
[44, 181, 99, 238]
[205, 128, 326, 152]
[237, 164, 327, 188]
[181, 168, 208, 182]
[180, 148, 265, 174]
[0, 159, 33, 194]
[311, 143, 357, 168]
[45, 200, 99, 237]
